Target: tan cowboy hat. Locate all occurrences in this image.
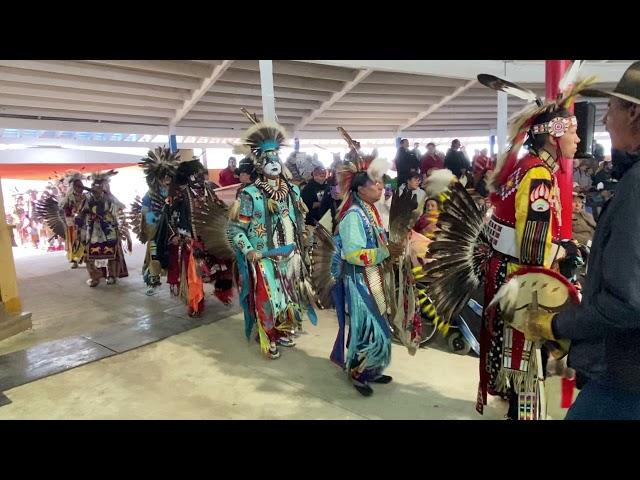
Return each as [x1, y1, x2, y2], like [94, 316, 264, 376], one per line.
[581, 61, 640, 105]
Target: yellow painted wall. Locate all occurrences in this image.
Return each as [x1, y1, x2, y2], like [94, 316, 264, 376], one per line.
[0, 178, 21, 313]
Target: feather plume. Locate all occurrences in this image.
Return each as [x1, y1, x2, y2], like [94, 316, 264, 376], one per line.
[557, 60, 585, 95]
[307, 223, 341, 309]
[477, 74, 539, 103]
[139, 146, 180, 191]
[420, 182, 492, 327]
[388, 187, 418, 244]
[558, 75, 598, 108]
[366, 156, 389, 183]
[190, 184, 234, 260]
[127, 196, 146, 243]
[33, 195, 65, 238]
[424, 168, 456, 197]
[88, 169, 118, 185]
[488, 275, 520, 318]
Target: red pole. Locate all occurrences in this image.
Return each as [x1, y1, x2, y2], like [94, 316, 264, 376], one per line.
[545, 60, 573, 239]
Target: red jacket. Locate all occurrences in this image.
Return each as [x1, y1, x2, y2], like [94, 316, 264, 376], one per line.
[218, 168, 238, 187]
[420, 153, 444, 174]
[473, 154, 492, 178]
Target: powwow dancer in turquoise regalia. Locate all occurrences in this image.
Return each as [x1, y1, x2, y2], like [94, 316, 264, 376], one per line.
[227, 109, 317, 360]
[311, 127, 404, 397]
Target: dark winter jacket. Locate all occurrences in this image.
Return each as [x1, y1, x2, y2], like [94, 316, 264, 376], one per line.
[553, 152, 640, 393]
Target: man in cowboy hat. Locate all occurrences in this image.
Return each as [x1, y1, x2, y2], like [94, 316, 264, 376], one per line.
[517, 61, 640, 419]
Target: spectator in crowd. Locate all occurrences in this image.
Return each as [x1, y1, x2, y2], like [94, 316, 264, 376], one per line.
[472, 148, 492, 190]
[589, 158, 616, 220]
[301, 166, 331, 226]
[412, 142, 422, 159]
[413, 197, 440, 239]
[572, 192, 596, 247]
[234, 158, 256, 198]
[420, 142, 444, 175]
[592, 157, 614, 187]
[593, 139, 605, 163]
[444, 139, 471, 179]
[344, 141, 361, 162]
[284, 152, 304, 185]
[327, 152, 342, 186]
[573, 159, 592, 193]
[218, 157, 238, 187]
[298, 153, 325, 182]
[395, 138, 420, 185]
[398, 169, 426, 214]
[319, 182, 341, 232]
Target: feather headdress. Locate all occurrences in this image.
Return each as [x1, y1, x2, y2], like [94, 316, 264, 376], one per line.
[335, 127, 389, 221]
[88, 169, 118, 186]
[478, 61, 597, 191]
[139, 146, 180, 191]
[46, 169, 85, 191]
[175, 157, 207, 186]
[234, 108, 287, 172]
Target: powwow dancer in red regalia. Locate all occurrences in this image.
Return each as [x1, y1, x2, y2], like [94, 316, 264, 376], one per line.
[421, 62, 594, 420]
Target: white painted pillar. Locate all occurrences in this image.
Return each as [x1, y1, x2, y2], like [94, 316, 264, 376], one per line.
[200, 148, 208, 169]
[497, 91, 508, 155]
[259, 60, 276, 122]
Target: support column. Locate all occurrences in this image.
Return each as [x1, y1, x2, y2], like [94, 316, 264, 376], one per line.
[169, 134, 178, 154]
[489, 134, 496, 157]
[497, 92, 508, 155]
[201, 149, 208, 169]
[0, 177, 32, 340]
[546, 60, 573, 240]
[259, 60, 276, 122]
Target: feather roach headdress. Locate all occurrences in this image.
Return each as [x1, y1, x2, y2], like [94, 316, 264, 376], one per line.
[234, 108, 287, 173]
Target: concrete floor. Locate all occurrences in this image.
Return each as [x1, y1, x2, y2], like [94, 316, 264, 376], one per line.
[1, 245, 178, 356]
[0, 245, 569, 419]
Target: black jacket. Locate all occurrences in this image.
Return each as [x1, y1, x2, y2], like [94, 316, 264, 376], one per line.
[444, 149, 471, 178]
[301, 180, 331, 226]
[395, 148, 420, 185]
[553, 153, 640, 393]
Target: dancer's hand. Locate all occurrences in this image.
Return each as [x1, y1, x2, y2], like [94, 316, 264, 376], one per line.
[246, 250, 262, 263]
[387, 241, 405, 258]
[510, 309, 556, 342]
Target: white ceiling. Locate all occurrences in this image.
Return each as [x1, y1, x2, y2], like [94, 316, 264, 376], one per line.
[0, 60, 631, 142]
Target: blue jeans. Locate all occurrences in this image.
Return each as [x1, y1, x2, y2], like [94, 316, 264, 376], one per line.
[565, 381, 640, 420]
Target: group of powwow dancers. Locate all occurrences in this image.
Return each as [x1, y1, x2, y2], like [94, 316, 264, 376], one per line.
[35, 64, 596, 420]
